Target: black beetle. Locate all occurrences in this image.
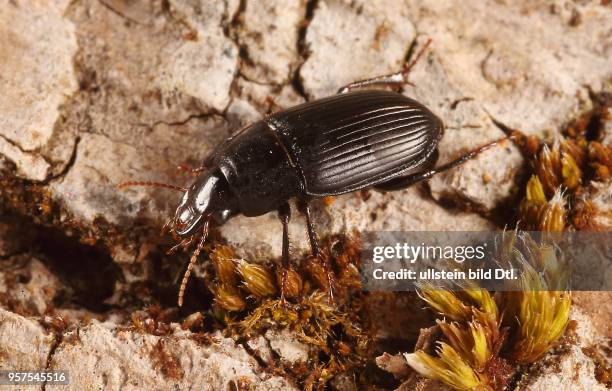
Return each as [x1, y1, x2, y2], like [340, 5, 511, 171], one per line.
[119, 42, 509, 306]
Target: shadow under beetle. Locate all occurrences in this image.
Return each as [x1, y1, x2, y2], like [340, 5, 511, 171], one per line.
[119, 41, 510, 306]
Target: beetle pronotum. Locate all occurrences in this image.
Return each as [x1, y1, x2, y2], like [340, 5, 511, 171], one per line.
[119, 40, 511, 306]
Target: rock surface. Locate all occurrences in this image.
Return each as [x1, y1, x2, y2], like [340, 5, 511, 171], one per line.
[1, 0, 610, 251]
[1, 0, 611, 389]
[0, 308, 297, 391]
[0, 0, 78, 181]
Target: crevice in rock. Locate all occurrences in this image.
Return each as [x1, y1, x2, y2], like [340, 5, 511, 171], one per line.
[240, 340, 270, 369]
[132, 112, 225, 131]
[97, 0, 147, 25]
[45, 136, 81, 184]
[0, 211, 122, 314]
[223, 0, 250, 106]
[0, 133, 31, 155]
[225, 0, 253, 71]
[450, 97, 475, 110]
[42, 327, 66, 391]
[291, 0, 319, 101]
[37, 225, 121, 313]
[0, 133, 53, 176]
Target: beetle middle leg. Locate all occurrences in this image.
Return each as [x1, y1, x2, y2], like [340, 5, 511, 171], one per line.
[337, 38, 432, 94]
[277, 202, 292, 305]
[298, 198, 335, 303]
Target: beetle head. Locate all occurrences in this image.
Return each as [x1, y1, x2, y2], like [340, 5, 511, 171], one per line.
[173, 171, 238, 237]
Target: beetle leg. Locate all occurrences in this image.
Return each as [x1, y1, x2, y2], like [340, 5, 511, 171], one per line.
[298, 199, 335, 303]
[337, 74, 413, 94]
[337, 38, 432, 94]
[264, 95, 284, 114]
[277, 202, 291, 305]
[375, 136, 512, 191]
[177, 164, 207, 176]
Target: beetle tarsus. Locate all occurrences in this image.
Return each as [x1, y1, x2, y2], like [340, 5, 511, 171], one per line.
[299, 200, 335, 304]
[278, 203, 291, 305]
[337, 38, 432, 94]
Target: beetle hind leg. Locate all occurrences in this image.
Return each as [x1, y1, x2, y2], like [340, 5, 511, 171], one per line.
[298, 199, 335, 304]
[375, 136, 513, 192]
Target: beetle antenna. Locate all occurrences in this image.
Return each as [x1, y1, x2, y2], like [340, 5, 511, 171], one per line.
[177, 220, 209, 307]
[117, 181, 187, 192]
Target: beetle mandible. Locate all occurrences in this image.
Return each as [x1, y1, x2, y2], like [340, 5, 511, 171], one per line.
[119, 41, 510, 306]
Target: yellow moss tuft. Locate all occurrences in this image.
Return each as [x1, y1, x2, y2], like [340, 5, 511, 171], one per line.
[275, 267, 304, 298]
[408, 233, 571, 390]
[405, 345, 489, 391]
[519, 177, 566, 231]
[418, 289, 472, 322]
[509, 290, 571, 364]
[438, 321, 491, 371]
[236, 260, 278, 298]
[210, 245, 239, 286]
[215, 284, 246, 312]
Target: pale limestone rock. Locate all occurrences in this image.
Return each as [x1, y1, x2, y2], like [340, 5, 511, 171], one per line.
[48, 322, 297, 390]
[0, 257, 61, 316]
[159, 0, 239, 112]
[0, 308, 54, 371]
[160, 38, 237, 112]
[301, 0, 416, 99]
[602, 107, 612, 146]
[404, 0, 612, 139]
[236, 0, 306, 84]
[517, 344, 607, 391]
[265, 328, 311, 365]
[0, 137, 50, 181]
[0, 0, 78, 180]
[405, 46, 525, 211]
[246, 335, 274, 365]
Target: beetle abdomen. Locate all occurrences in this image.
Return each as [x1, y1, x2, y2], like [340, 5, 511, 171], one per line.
[266, 90, 443, 195]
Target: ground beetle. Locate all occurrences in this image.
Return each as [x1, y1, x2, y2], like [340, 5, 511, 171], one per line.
[119, 41, 509, 306]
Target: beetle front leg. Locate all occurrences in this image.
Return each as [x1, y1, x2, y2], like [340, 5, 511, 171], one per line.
[298, 199, 335, 303]
[177, 164, 207, 176]
[277, 202, 291, 305]
[337, 38, 432, 94]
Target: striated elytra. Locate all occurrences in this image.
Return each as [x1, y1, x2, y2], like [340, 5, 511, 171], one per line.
[191, 89, 444, 226]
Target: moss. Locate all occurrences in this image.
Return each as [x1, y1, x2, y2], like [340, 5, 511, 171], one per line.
[200, 235, 373, 390]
